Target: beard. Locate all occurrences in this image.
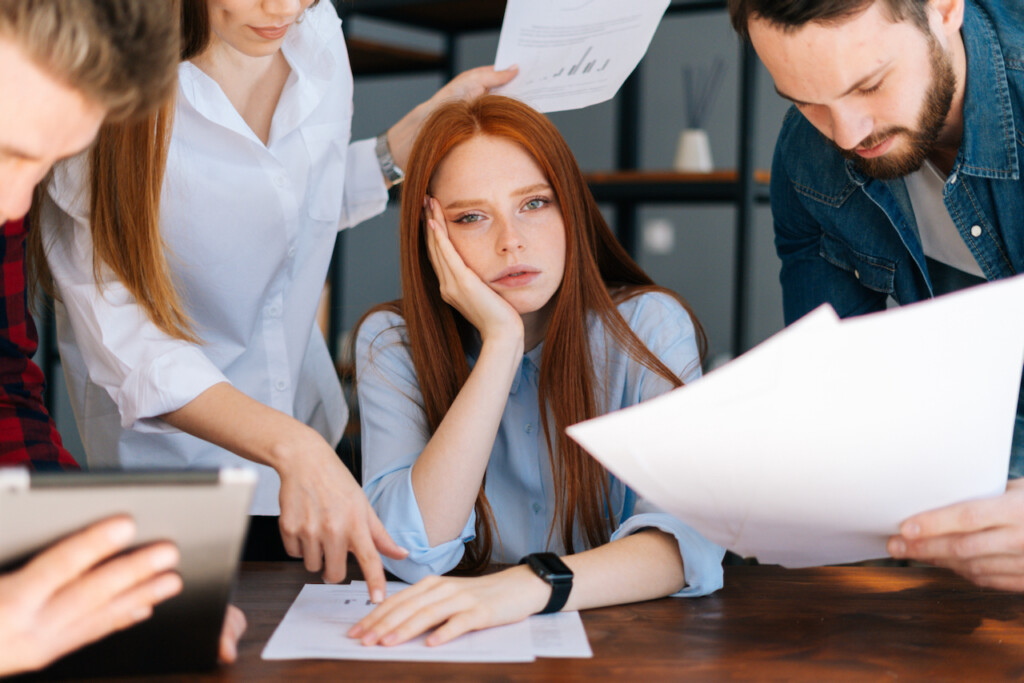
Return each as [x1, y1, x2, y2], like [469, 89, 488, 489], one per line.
[835, 35, 956, 180]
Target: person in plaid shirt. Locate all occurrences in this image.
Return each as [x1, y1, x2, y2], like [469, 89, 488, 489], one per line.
[0, 1, 244, 674]
[0, 216, 77, 469]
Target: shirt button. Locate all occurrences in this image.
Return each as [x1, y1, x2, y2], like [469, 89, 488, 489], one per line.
[532, 503, 542, 514]
[266, 304, 281, 317]
[854, 269, 860, 279]
[970, 225, 982, 238]
[525, 423, 534, 433]
[275, 379, 287, 391]
[287, 245, 296, 258]
[274, 175, 287, 188]
[948, 173, 957, 185]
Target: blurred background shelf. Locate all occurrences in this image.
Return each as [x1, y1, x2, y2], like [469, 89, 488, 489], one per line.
[331, 0, 763, 359]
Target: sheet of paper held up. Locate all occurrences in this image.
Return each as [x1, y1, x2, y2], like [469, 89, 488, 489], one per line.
[567, 275, 1024, 567]
[262, 581, 591, 662]
[493, 0, 670, 113]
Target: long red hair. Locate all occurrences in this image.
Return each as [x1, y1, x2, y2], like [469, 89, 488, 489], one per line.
[360, 95, 706, 571]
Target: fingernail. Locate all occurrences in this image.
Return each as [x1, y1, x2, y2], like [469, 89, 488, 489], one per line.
[382, 633, 398, 646]
[106, 518, 135, 545]
[398, 547, 410, 557]
[889, 539, 906, 557]
[348, 625, 363, 638]
[361, 632, 378, 646]
[426, 635, 439, 647]
[903, 522, 921, 539]
[151, 545, 180, 571]
[372, 590, 384, 604]
[422, 197, 429, 209]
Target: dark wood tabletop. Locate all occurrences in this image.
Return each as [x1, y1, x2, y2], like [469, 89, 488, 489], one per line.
[120, 562, 1024, 681]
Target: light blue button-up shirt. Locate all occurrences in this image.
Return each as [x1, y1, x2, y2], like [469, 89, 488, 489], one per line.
[356, 291, 724, 596]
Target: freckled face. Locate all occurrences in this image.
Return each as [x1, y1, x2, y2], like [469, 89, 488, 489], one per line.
[430, 134, 567, 327]
[205, 0, 316, 58]
[750, 2, 957, 179]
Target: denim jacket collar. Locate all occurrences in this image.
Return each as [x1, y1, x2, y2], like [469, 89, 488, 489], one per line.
[845, 0, 1018, 187]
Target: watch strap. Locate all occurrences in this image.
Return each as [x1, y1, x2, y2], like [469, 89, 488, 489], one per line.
[520, 553, 573, 614]
[375, 132, 404, 185]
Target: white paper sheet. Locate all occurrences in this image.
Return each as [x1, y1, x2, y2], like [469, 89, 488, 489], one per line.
[493, 0, 670, 113]
[567, 275, 1024, 567]
[262, 581, 592, 662]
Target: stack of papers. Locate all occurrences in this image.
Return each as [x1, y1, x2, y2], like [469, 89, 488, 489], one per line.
[567, 275, 1024, 566]
[263, 581, 592, 662]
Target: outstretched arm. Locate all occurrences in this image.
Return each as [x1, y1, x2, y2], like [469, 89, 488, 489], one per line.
[348, 529, 685, 647]
[161, 383, 407, 604]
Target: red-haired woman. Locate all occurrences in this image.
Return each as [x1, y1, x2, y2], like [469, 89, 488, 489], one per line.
[349, 95, 723, 647]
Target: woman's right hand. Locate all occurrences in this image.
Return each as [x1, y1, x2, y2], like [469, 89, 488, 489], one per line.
[424, 197, 524, 346]
[275, 431, 408, 603]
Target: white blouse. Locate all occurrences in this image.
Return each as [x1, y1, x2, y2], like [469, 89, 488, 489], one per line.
[41, 1, 388, 513]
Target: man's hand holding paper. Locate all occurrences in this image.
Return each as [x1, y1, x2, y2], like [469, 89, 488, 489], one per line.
[566, 274, 1024, 571]
[889, 478, 1024, 591]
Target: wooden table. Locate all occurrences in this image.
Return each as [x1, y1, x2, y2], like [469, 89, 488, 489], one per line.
[126, 562, 1024, 681]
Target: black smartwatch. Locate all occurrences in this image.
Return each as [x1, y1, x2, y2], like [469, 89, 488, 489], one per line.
[519, 552, 573, 614]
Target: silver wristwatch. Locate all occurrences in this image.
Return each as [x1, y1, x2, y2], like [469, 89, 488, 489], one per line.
[375, 132, 404, 186]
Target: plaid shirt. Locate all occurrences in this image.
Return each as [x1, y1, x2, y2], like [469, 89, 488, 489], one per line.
[0, 218, 78, 470]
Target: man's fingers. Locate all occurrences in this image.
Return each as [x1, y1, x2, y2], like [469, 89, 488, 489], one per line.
[21, 517, 137, 598]
[971, 574, 1024, 592]
[902, 495, 1006, 539]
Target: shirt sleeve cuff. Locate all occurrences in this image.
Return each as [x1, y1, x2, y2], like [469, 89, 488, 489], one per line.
[339, 138, 389, 230]
[371, 466, 477, 582]
[611, 512, 725, 597]
[116, 346, 229, 433]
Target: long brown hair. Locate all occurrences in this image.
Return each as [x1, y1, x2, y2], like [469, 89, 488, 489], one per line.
[359, 96, 706, 572]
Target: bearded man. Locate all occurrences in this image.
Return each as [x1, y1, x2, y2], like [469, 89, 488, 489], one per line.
[729, 0, 1024, 590]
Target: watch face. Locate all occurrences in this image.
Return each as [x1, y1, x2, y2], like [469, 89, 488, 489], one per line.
[530, 553, 573, 582]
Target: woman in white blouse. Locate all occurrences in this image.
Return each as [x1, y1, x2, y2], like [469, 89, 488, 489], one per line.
[35, 0, 514, 602]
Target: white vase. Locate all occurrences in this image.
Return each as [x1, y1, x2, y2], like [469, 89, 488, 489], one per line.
[673, 128, 713, 172]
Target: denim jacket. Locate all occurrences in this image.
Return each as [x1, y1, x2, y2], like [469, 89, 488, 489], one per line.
[769, 0, 1024, 476]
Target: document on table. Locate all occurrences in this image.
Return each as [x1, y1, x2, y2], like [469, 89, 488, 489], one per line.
[493, 0, 670, 112]
[567, 275, 1024, 567]
[262, 581, 592, 662]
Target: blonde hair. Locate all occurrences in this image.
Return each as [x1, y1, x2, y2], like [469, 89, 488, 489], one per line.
[0, 0, 178, 122]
